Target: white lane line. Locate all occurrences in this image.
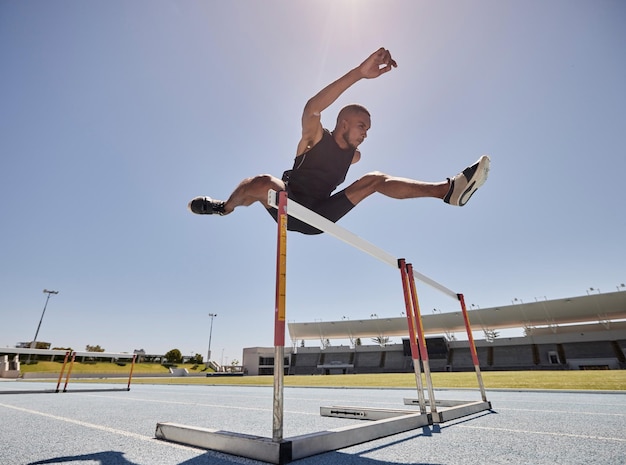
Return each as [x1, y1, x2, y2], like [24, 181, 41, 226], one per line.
[0, 403, 200, 451]
[458, 424, 626, 442]
[81, 393, 319, 416]
[83, 393, 626, 418]
[496, 407, 626, 417]
[493, 399, 626, 408]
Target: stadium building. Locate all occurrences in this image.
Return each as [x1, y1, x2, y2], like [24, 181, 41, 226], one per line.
[243, 290, 626, 375]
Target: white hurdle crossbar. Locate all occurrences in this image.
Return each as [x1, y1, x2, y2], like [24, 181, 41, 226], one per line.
[267, 190, 458, 300]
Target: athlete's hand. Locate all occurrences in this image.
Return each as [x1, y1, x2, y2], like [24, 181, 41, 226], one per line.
[358, 48, 397, 79]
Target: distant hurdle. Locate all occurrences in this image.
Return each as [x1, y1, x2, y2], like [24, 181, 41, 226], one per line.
[0, 348, 136, 394]
[156, 190, 491, 464]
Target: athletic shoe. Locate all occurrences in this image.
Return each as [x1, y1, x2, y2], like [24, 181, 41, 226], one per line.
[443, 155, 490, 206]
[187, 196, 226, 215]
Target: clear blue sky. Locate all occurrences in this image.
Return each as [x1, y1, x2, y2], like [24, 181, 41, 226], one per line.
[1, 1, 624, 363]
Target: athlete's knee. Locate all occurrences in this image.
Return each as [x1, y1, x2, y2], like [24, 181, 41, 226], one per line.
[248, 174, 284, 192]
[244, 174, 284, 207]
[345, 171, 390, 204]
[359, 171, 390, 190]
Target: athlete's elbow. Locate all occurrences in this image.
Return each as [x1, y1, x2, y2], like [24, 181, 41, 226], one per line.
[303, 99, 322, 118]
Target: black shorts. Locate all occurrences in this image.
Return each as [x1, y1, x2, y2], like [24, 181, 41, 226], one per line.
[266, 187, 356, 235]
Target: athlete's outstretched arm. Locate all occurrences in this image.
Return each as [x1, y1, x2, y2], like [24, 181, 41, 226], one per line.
[297, 48, 397, 155]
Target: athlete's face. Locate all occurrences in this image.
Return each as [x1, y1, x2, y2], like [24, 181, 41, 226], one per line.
[340, 112, 371, 150]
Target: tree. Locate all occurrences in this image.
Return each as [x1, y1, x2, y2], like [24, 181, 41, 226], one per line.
[371, 336, 390, 347]
[30, 342, 51, 349]
[483, 329, 499, 342]
[165, 348, 183, 364]
[86, 344, 105, 352]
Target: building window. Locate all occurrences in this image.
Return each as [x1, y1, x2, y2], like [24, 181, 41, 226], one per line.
[548, 351, 560, 364]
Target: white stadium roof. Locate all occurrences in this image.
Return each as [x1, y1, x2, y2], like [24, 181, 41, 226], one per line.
[287, 291, 626, 341]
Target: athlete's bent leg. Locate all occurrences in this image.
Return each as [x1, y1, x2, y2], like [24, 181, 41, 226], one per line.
[223, 174, 285, 213]
[188, 174, 285, 216]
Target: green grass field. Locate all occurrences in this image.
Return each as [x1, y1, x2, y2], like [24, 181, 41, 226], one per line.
[17, 361, 626, 390]
[20, 361, 199, 375]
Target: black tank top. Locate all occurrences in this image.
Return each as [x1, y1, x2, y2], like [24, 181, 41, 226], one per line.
[284, 129, 355, 201]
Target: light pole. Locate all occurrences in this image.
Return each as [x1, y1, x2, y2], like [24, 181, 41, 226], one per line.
[28, 289, 59, 363]
[206, 313, 217, 368]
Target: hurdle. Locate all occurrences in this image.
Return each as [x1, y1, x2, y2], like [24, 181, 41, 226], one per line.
[155, 190, 491, 464]
[0, 348, 136, 395]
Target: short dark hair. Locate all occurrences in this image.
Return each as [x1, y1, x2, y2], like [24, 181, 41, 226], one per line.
[336, 104, 370, 127]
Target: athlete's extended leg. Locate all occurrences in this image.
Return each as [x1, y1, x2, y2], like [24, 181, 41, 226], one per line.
[188, 174, 285, 215]
[345, 172, 448, 205]
[345, 155, 490, 207]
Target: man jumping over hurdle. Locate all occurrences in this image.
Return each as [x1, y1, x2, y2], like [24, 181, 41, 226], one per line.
[188, 48, 490, 235]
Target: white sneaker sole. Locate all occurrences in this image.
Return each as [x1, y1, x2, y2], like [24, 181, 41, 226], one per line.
[458, 155, 490, 206]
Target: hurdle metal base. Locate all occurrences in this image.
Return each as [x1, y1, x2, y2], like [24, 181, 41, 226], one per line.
[320, 405, 431, 421]
[322, 400, 492, 424]
[156, 411, 429, 464]
[401, 398, 492, 423]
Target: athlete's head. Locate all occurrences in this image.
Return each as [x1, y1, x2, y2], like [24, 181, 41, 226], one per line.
[334, 104, 371, 150]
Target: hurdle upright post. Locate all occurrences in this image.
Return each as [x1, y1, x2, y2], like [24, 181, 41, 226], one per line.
[398, 259, 426, 414]
[62, 351, 77, 392]
[272, 190, 288, 442]
[126, 354, 137, 391]
[457, 293, 487, 402]
[406, 263, 438, 417]
[55, 351, 71, 393]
